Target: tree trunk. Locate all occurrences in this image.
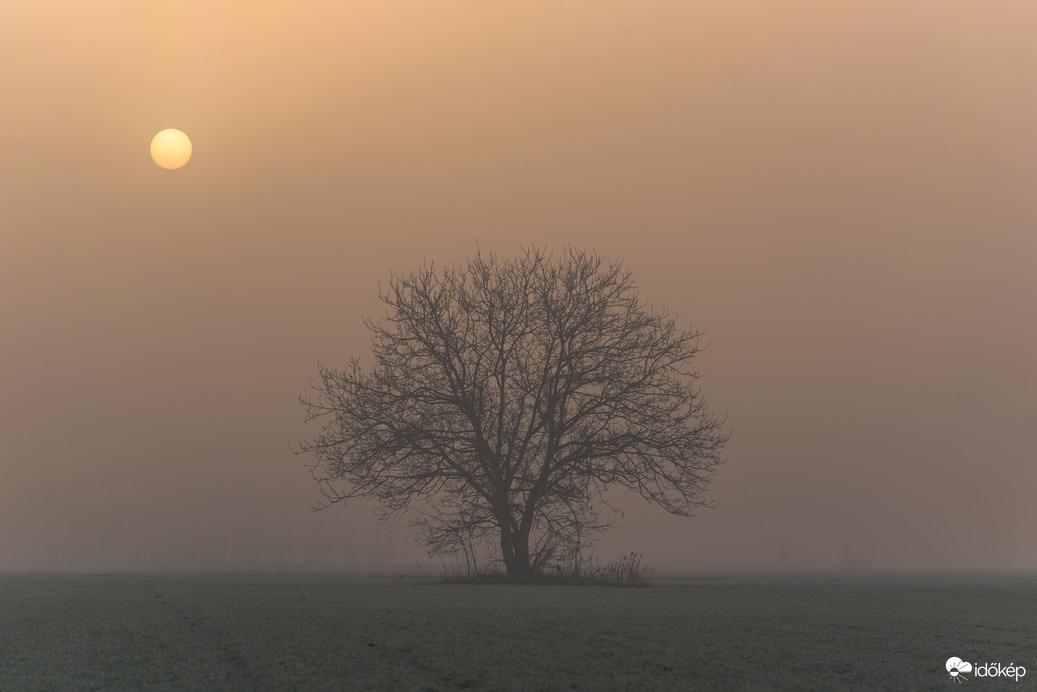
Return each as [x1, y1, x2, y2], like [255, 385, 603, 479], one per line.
[499, 524, 533, 577]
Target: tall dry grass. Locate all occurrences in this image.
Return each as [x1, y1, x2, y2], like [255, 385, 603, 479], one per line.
[585, 552, 655, 587]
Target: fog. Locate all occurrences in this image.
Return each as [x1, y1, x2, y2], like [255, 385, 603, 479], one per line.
[2, 1, 1035, 574]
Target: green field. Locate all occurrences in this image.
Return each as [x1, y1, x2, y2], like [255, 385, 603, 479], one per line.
[1, 574, 1034, 690]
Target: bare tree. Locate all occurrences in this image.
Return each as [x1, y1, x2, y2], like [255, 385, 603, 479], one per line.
[297, 247, 728, 577]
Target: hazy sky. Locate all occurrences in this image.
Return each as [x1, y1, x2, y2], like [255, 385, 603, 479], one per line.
[2, 1, 1035, 573]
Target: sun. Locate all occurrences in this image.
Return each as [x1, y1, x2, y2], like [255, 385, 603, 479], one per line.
[150, 129, 192, 170]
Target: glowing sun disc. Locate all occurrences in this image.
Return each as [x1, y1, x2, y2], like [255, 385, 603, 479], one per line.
[150, 129, 192, 169]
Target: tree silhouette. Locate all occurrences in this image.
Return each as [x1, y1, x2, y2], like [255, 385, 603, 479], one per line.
[297, 247, 728, 577]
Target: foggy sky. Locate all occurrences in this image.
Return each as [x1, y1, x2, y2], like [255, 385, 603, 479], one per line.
[2, 1, 1035, 574]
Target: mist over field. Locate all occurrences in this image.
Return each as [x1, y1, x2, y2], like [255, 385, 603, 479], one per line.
[2, 1, 1036, 576]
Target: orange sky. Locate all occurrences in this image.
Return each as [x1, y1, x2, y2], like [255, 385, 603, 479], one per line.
[2, 1, 1035, 573]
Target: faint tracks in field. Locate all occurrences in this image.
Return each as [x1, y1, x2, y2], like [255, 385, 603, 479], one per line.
[154, 590, 262, 691]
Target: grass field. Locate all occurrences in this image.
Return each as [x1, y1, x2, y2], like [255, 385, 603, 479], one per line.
[1, 574, 1034, 690]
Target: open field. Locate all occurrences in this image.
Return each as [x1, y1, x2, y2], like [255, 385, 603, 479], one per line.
[1, 574, 1034, 690]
